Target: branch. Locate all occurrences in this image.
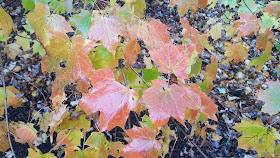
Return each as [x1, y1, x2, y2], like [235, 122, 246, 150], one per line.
[0, 52, 15, 157]
[130, 66, 150, 88]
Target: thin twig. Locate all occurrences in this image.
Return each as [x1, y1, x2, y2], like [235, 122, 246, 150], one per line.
[171, 118, 207, 158]
[51, 0, 70, 15]
[0, 52, 15, 157]
[130, 66, 150, 88]
[121, 66, 127, 86]
[9, 132, 33, 147]
[74, 0, 89, 36]
[243, 0, 254, 14]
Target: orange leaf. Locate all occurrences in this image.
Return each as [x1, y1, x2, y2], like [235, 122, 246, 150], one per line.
[142, 79, 196, 131]
[89, 15, 124, 55]
[79, 67, 139, 131]
[223, 43, 249, 64]
[122, 125, 161, 158]
[0, 86, 22, 116]
[123, 38, 141, 67]
[149, 43, 194, 79]
[236, 13, 260, 37]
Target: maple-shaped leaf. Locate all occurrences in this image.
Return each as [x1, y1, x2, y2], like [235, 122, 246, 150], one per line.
[126, 18, 171, 50]
[235, 13, 260, 37]
[198, 56, 218, 94]
[0, 6, 17, 38]
[142, 79, 196, 131]
[239, 0, 260, 14]
[207, 23, 222, 41]
[222, 43, 249, 64]
[56, 129, 84, 148]
[169, 0, 207, 16]
[26, 1, 72, 46]
[89, 15, 124, 55]
[123, 38, 141, 67]
[64, 146, 99, 158]
[233, 118, 280, 156]
[149, 43, 194, 79]
[84, 132, 110, 157]
[182, 83, 218, 121]
[263, 2, 280, 17]
[79, 67, 139, 131]
[28, 148, 56, 158]
[181, 18, 213, 54]
[122, 125, 162, 158]
[249, 42, 272, 71]
[10, 121, 37, 144]
[125, 0, 146, 18]
[0, 86, 22, 116]
[257, 81, 280, 116]
[255, 28, 274, 52]
[67, 35, 97, 93]
[0, 122, 10, 152]
[60, 114, 90, 134]
[69, 10, 92, 38]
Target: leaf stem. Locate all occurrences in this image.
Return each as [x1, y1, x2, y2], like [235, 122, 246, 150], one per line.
[0, 52, 15, 158]
[74, 0, 89, 37]
[121, 66, 127, 86]
[130, 66, 150, 88]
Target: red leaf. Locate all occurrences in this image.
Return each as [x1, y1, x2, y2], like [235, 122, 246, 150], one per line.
[79, 67, 139, 131]
[89, 15, 124, 55]
[122, 125, 161, 158]
[126, 18, 171, 50]
[182, 83, 218, 121]
[142, 79, 196, 131]
[236, 13, 260, 37]
[149, 43, 194, 79]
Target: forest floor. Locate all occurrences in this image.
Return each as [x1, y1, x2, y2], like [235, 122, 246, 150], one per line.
[0, 0, 280, 157]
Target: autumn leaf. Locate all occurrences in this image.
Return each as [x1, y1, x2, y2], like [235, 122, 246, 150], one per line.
[125, 0, 146, 18]
[238, 0, 260, 14]
[60, 114, 90, 134]
[56, 129, 84, 148]
[123, 38, 141, 67]
[207, 23, 222, 40]
[0, 122, 10, 152]
[10, 121, 37, 144]
[198, 55, 218, 94]
[0, 86, 22, 116]
[236, 13, 260, 37]
[249, 42, 272, 71]
[0, 6, 17, 38]
[257, 81, 280, 116]
[69, 10, 92, 38]
[126, 18, 171, 50]
[181, 18, 213, 53]
[263, 1, 280, 17]
[149, 43, 194, 79]
[169, 0, 207, 16]
[79, 67, 139, 131]
[26, 1, 73, 46]
[28, 148, 56, 158]
[142, 79, 196, 131]
[122, 125, 162, 158]
[233, 118, 280, 156]
[222, 43, 249, 64]
[84, 132, 111, 157]
[89, 15, 124, 55]
[182, 83, 218, 121]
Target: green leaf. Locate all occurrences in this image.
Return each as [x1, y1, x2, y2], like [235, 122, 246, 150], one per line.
[257, 80, 280, 116]
[259, 12, 279, 33]
[140, 115, 154, 130]
[23, 19, 35, 34]
[89, 45, 114, 70]
[50, 0, 66, 14]
[142, 67, 162, 84]
[70, 10, 92, 38]
[22, 0, 35, 13]
[188, 59, 202, 78]
[0, 30, 7, 42]
[233, 118, 280, 156]
[249, 42, 272, 71]
[221, 0, 237, 9]
[239, 0, 260, 14]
